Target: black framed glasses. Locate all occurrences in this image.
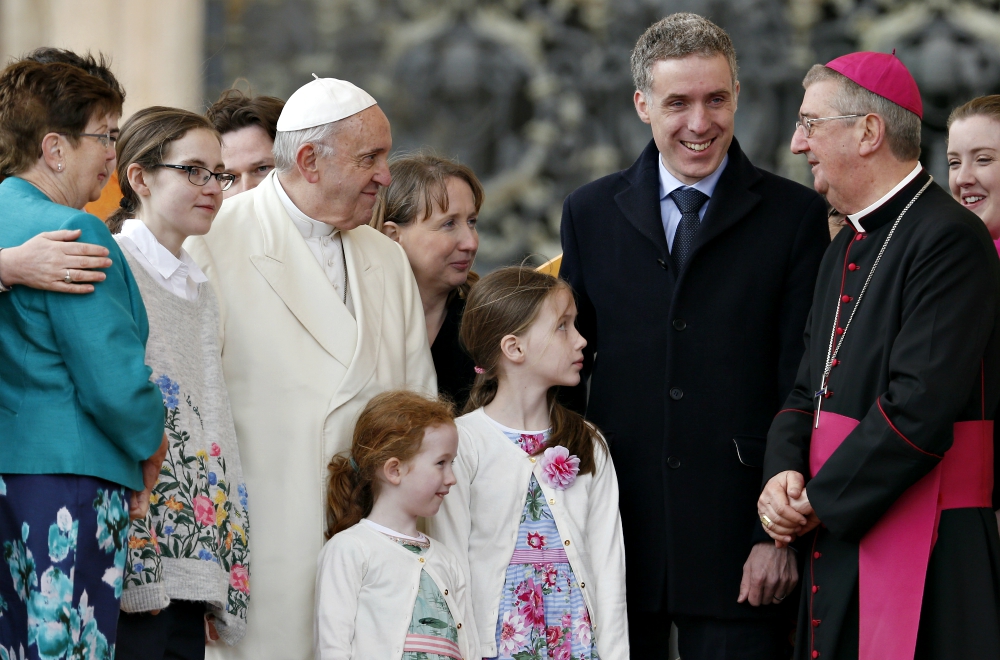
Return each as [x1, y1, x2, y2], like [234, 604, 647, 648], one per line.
[58, 132, 117, 148]
[794, 114, 863, 138]
[157, 164, 235, 191]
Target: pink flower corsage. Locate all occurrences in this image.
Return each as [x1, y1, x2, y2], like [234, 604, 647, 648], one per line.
[539, 445, 580, 490]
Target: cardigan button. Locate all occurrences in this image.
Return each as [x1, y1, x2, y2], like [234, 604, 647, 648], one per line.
[529, 457, 536, 463]
[457, 623, 462, 629]
[444, 589, 448, 595]
[418, 557, 425, 563]
[549, 498, 555, 505]
[564, 539, 571, 546]
[580, 582, 585, 588]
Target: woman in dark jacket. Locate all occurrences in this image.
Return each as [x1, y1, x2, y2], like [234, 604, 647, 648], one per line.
[371, 154, 483, 409]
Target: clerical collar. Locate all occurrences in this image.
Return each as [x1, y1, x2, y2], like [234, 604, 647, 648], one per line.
[658, 153, 728, 201]
[846, 162, 922, 233]
[273, 175, 336, 239]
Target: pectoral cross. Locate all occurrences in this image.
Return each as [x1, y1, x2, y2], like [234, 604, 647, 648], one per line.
[814, 369, 831, 428]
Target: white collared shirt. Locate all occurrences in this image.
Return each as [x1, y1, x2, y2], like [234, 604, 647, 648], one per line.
[846, 162, 923, 232]
[274, 175, 355, 317]
[658, 153, 729, 249]
[115, 219, 207, 302]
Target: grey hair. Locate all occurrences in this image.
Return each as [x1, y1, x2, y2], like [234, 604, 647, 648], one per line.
[272, 121, 338, 173]
[630, 13, 738, 96]
[802, 64, 921, 161]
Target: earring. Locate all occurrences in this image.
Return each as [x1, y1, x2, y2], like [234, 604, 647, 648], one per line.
[57, 163, 63, 172]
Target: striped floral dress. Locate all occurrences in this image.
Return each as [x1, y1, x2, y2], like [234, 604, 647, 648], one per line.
[490, 425, 598, 660]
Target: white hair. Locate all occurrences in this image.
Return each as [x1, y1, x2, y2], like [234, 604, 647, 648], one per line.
[272, 121, 339, 173]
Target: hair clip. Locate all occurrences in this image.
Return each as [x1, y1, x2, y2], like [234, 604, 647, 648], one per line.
[474, 366, 485, 374]
[348, 456, 360, 473]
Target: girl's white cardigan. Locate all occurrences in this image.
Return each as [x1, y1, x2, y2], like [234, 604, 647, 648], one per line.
[314, 522, 480, 660]
[426, 408, 629, 660]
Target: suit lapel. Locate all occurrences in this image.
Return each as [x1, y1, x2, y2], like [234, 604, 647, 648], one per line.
[248, 172, 358, 368]
[615, 141, 670, 261]
[691, 139, 762, 257]
[329, 229, 383, 411]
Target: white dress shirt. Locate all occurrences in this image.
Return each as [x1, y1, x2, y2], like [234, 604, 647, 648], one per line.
[846, 162, 923, 232]
[274, 175, 355, 317]
[115, 219, 207, 302]
[658, 153, 729, 249]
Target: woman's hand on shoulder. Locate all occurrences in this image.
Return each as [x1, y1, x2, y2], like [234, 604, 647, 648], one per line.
[0, 229, 110, 293]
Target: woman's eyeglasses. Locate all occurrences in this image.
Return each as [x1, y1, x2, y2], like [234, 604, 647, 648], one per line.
[157, 164, 236, 191]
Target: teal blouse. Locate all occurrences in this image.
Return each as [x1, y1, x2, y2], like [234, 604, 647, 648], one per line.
[0, 177, 164, 491]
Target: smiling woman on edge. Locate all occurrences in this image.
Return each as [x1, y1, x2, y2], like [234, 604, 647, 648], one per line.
[371, 154, 483, 408]
[0, 60, 167, 658]
[948, 95, 1000, 246]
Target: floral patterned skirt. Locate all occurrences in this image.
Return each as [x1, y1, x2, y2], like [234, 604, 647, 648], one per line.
[0, 474, 129, 660]
[494, 559, 598, 660]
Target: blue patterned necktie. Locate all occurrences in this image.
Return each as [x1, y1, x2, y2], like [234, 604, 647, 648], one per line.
[670, 187, 709, 271]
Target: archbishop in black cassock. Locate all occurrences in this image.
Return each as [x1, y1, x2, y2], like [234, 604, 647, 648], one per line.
[762, 54, 1000, 660]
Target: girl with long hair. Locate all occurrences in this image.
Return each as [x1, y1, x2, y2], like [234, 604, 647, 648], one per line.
[427, 267, 628, 660]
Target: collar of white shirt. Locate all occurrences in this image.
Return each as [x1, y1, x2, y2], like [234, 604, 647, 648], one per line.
[119, 219, 207, 284]
[273, 174, 338, 239]
[846, 162, 923, 233]
[658, 153, 729, 203]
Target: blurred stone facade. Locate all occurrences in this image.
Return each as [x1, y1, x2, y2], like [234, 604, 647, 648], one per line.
[204, 0, 1000, 268]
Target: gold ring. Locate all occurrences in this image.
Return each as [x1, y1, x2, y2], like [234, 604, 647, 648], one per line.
[760, 513, 774, 529]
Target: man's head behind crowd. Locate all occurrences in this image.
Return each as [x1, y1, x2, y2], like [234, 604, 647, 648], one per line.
[206, 88, 283, 198]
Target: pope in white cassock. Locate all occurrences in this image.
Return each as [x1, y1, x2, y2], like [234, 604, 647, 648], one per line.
[185, 77, 436, 659]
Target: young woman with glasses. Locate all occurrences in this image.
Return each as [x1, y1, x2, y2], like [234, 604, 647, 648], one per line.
[107, 107, 251, 660]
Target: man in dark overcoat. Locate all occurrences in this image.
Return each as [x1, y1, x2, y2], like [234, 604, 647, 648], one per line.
[559, 12, 830, 660]
[760, 52, 1000, 660]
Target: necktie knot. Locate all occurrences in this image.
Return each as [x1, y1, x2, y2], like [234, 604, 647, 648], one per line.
[670, 187, 709, 215]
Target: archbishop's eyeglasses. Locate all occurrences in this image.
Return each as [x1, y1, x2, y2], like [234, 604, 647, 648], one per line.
[794, 114, 863, 138]
[157, 164, 236, 192]
[58, 132, 117, 148]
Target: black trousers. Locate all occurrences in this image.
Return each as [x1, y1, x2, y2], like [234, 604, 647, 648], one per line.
[629, 610, 792, 660]
[116, 600, 206, 660]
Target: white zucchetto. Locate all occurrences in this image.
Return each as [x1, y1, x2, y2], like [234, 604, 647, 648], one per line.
[276, 74, 377, 132]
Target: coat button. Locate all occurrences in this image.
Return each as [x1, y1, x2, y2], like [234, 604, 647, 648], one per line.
[841, 295, 852, 303]
[848, 263, 858, 271]
[812, 619, 821, 627]
[813, 551, 822, 559]
[835, 327, 844, 335]
[812, 651, 820, 658]
[855, 233, 864, 241]
[658, 258, 668, 270]
[669, 388, 684, 400]
[831, 360, 838, 367]
[667, 456, 681, 469]
[812, 585, 819, 593]
[673, 319, 687, 331]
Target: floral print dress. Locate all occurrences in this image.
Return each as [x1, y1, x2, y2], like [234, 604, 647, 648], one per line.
[492, 428, 598, 660]
[0, 473, 130, 660]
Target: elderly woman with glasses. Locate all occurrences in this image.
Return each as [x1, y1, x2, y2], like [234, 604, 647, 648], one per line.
[0, 60, 167, 658]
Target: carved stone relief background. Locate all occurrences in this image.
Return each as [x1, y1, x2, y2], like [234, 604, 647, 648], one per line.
[200, 0, 1000, 268]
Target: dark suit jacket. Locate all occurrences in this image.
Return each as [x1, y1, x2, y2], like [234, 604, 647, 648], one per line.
[560, 137, 829, 618]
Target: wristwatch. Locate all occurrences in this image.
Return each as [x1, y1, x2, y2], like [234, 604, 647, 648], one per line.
[0, 247, 11, 292]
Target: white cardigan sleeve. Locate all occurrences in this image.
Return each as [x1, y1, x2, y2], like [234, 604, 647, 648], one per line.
[314, 535, 367, 660]
[586, 437, 630, 660]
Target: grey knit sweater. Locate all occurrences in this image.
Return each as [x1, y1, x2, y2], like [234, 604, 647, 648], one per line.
[118, 247, 251, 644]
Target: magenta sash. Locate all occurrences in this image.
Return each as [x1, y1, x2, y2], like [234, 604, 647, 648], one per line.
[810, 412, 993, 660]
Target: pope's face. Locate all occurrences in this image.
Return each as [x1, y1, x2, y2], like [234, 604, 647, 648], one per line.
[634, 54, 738, 184]
[319, 105, 392, 229]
